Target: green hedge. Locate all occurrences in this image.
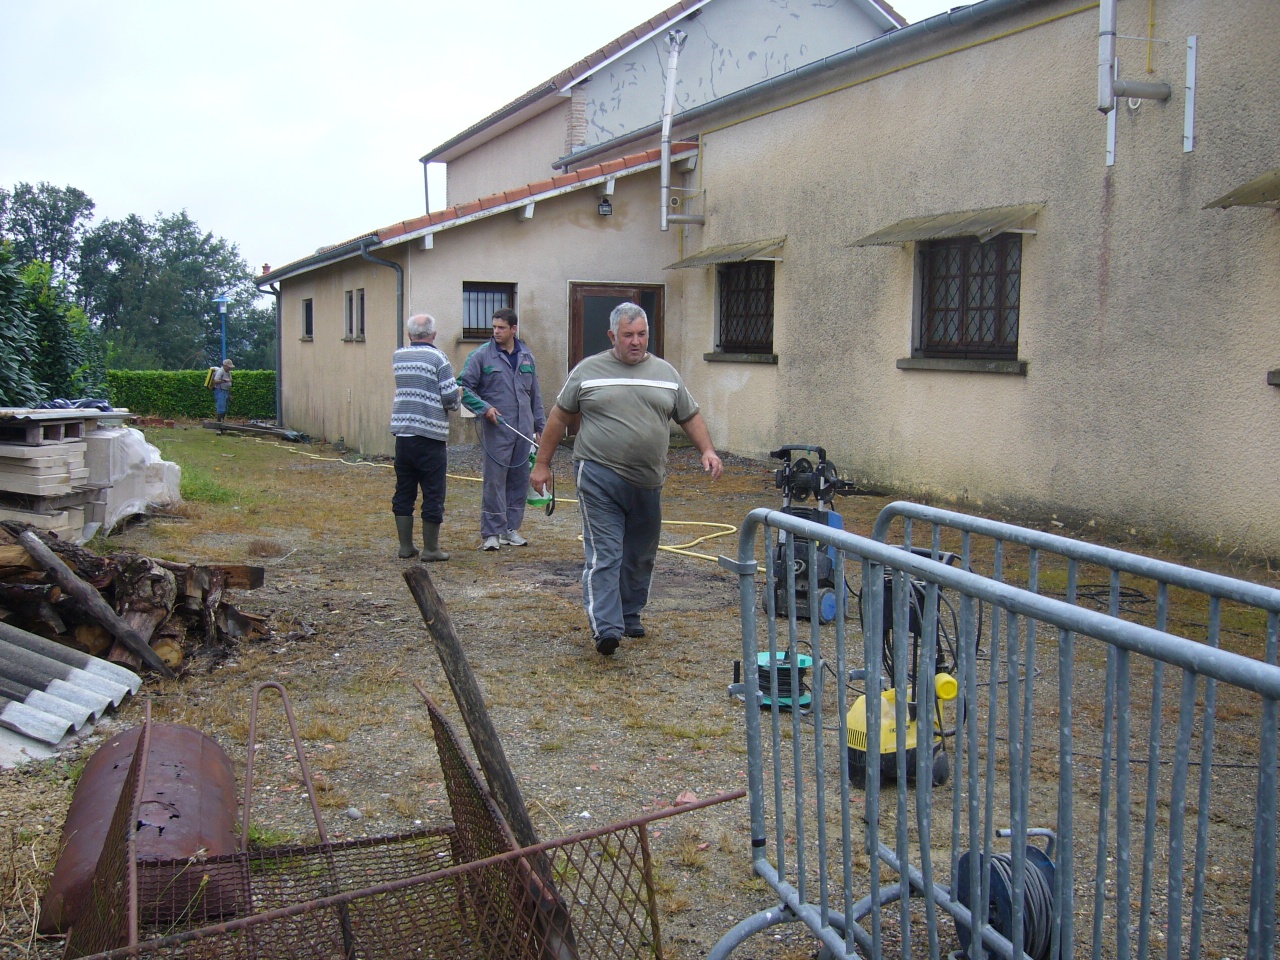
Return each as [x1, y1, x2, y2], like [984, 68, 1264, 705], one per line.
[107, 369, 276, 420]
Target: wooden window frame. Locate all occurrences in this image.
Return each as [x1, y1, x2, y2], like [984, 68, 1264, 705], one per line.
[917, 234, 1021, 360]
[717, 260, 775, 355]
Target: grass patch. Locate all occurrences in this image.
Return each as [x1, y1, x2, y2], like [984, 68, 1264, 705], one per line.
[299, 719, 351, 742]
[179, 465, 238, 504]
[246, 824, 297, 849]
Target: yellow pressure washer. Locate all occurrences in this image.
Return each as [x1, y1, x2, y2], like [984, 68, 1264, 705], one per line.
[847, 672, 958, 788]
[847, 548, 964, 789]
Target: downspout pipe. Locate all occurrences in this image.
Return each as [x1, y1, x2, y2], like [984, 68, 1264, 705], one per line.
[1098, 0, 1170, 113]
[253, 280, 284, 427]
[359, 240, 405, 349]
[268, 284, 282, 426]
[1098, 0, 1117, 112]
[555, 0, 1057, 173]
[660, 29, 689, 232]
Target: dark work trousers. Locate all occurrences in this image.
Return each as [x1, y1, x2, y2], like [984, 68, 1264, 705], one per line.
[479, 418, 532, 538]
[575, 460, 662, 640]
[392, 435, 448, 523]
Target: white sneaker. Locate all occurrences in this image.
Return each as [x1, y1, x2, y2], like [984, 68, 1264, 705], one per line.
[482, 536, 501, 551]
[500, 530, 528, 546]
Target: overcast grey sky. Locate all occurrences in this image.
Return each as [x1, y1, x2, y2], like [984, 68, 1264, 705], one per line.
[0, 1, 954, 275]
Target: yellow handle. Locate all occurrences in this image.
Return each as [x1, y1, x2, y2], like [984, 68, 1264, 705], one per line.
[935, 672, 959, 702]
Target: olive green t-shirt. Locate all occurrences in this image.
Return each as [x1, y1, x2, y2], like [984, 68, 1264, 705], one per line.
[555, 351, 699, 488]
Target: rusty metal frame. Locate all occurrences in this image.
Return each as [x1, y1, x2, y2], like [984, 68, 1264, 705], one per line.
[63, 692, 744, 960]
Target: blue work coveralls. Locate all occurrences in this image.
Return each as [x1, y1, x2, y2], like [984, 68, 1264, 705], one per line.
[459, 338, 547, 538]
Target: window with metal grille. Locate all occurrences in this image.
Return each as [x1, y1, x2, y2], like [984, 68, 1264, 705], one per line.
[302, 299, 313, 339]
[462, 282, 515, 339]
[718, 261, 774, 354]
[919, 234, 1021, 359]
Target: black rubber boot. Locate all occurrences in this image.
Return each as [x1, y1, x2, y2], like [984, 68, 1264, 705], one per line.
[421, 522, 450, 562]
[395, 515, 419, 559]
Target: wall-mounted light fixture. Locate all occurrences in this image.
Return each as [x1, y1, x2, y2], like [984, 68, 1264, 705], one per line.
[596, 176, 615, 217]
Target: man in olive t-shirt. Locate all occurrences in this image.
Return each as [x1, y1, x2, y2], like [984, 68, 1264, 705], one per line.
[531, 302, 722, 656]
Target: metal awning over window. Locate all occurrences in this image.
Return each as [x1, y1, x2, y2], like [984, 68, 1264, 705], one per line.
[1204, 168, 1280, 209]
[853, 204, 1043, 246]
[665, 237, 785, 270]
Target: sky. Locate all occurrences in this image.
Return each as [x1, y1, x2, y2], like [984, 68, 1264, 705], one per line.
[0, 0, 955, 277]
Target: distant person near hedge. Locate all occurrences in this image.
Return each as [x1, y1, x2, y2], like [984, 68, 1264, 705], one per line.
[212, 359, 234, 422]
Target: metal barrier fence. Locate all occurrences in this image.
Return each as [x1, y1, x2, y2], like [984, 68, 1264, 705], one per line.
[713, 505, 1280, 960]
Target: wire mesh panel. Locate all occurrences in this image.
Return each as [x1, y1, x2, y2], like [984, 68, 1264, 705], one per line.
[66, 690, 740, 960]
[712, 506, 1280, 960]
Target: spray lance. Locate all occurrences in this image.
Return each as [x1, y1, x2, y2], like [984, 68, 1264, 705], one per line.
[495, 415, 555, 515]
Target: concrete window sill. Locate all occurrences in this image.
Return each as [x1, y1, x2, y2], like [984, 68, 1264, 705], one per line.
[299, 336, 313, 342]
[703, 352, 778, 364]
[896, 357, 1027, 375]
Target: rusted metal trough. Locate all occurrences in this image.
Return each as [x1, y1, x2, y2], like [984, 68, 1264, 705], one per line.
[57, 691, 740, 960]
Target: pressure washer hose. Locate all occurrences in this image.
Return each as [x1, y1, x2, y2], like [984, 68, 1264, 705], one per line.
[228, 432, 733, 562]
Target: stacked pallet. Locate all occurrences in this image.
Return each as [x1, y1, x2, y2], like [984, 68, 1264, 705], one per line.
[0, 411, 111, 542]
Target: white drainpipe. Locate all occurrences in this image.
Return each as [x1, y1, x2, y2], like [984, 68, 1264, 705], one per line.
[661, 29, 703, 230]
[1097, 0, 1117, 113]
[1099, 0, 1171, 114]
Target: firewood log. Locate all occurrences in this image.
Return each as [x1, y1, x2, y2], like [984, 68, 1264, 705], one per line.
[16, 531, 174, 677]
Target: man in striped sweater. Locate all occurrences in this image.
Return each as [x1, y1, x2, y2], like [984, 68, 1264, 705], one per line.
[391, 313, 460, 561]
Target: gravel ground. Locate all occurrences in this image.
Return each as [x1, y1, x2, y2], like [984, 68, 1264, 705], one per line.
[1, 436, 1275, 959]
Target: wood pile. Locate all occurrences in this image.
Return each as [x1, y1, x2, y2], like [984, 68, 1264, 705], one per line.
[0, 521, 267, 677]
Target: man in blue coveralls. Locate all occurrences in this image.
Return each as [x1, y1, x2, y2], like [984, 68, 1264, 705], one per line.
[459, 308, 547, 551]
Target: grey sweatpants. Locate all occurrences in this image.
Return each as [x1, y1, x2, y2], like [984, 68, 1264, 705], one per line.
[575, 460, 662, 640]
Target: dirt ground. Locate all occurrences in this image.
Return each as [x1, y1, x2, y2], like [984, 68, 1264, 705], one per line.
[1, 428, 1276, 959]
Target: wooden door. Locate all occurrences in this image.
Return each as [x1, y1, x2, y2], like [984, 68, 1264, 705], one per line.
[568, 283, 665, 371]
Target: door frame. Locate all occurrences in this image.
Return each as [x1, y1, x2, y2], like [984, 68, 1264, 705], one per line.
[568, 283, 666, 371]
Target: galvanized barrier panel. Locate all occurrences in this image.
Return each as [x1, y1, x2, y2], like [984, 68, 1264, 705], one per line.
[714, 506, 1280, 960]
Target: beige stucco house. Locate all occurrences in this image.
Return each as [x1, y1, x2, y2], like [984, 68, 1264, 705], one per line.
[259, 0, 1280, 555]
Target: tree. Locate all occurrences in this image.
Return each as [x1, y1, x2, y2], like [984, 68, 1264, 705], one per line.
[0, 243, 104, 405]
[0, 183, 96, 291]
[2, 182, 272, 374]
[229, 303, 278, 370]
[25, 261, 103, 400]
[0, 242, 45, 406]
[79, 210, 260, 369]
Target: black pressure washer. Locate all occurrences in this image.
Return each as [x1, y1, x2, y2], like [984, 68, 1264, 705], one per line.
[742, 446, 865, 712]
[765, 445, 863, 625]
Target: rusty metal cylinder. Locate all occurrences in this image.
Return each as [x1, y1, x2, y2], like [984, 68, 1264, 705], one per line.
[40, 723, 240, 933]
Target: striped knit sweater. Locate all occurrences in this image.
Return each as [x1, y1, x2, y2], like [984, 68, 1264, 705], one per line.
[390, 342, 460, 440]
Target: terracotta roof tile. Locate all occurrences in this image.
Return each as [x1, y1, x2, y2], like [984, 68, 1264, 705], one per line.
[375, 138, 700, 242]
